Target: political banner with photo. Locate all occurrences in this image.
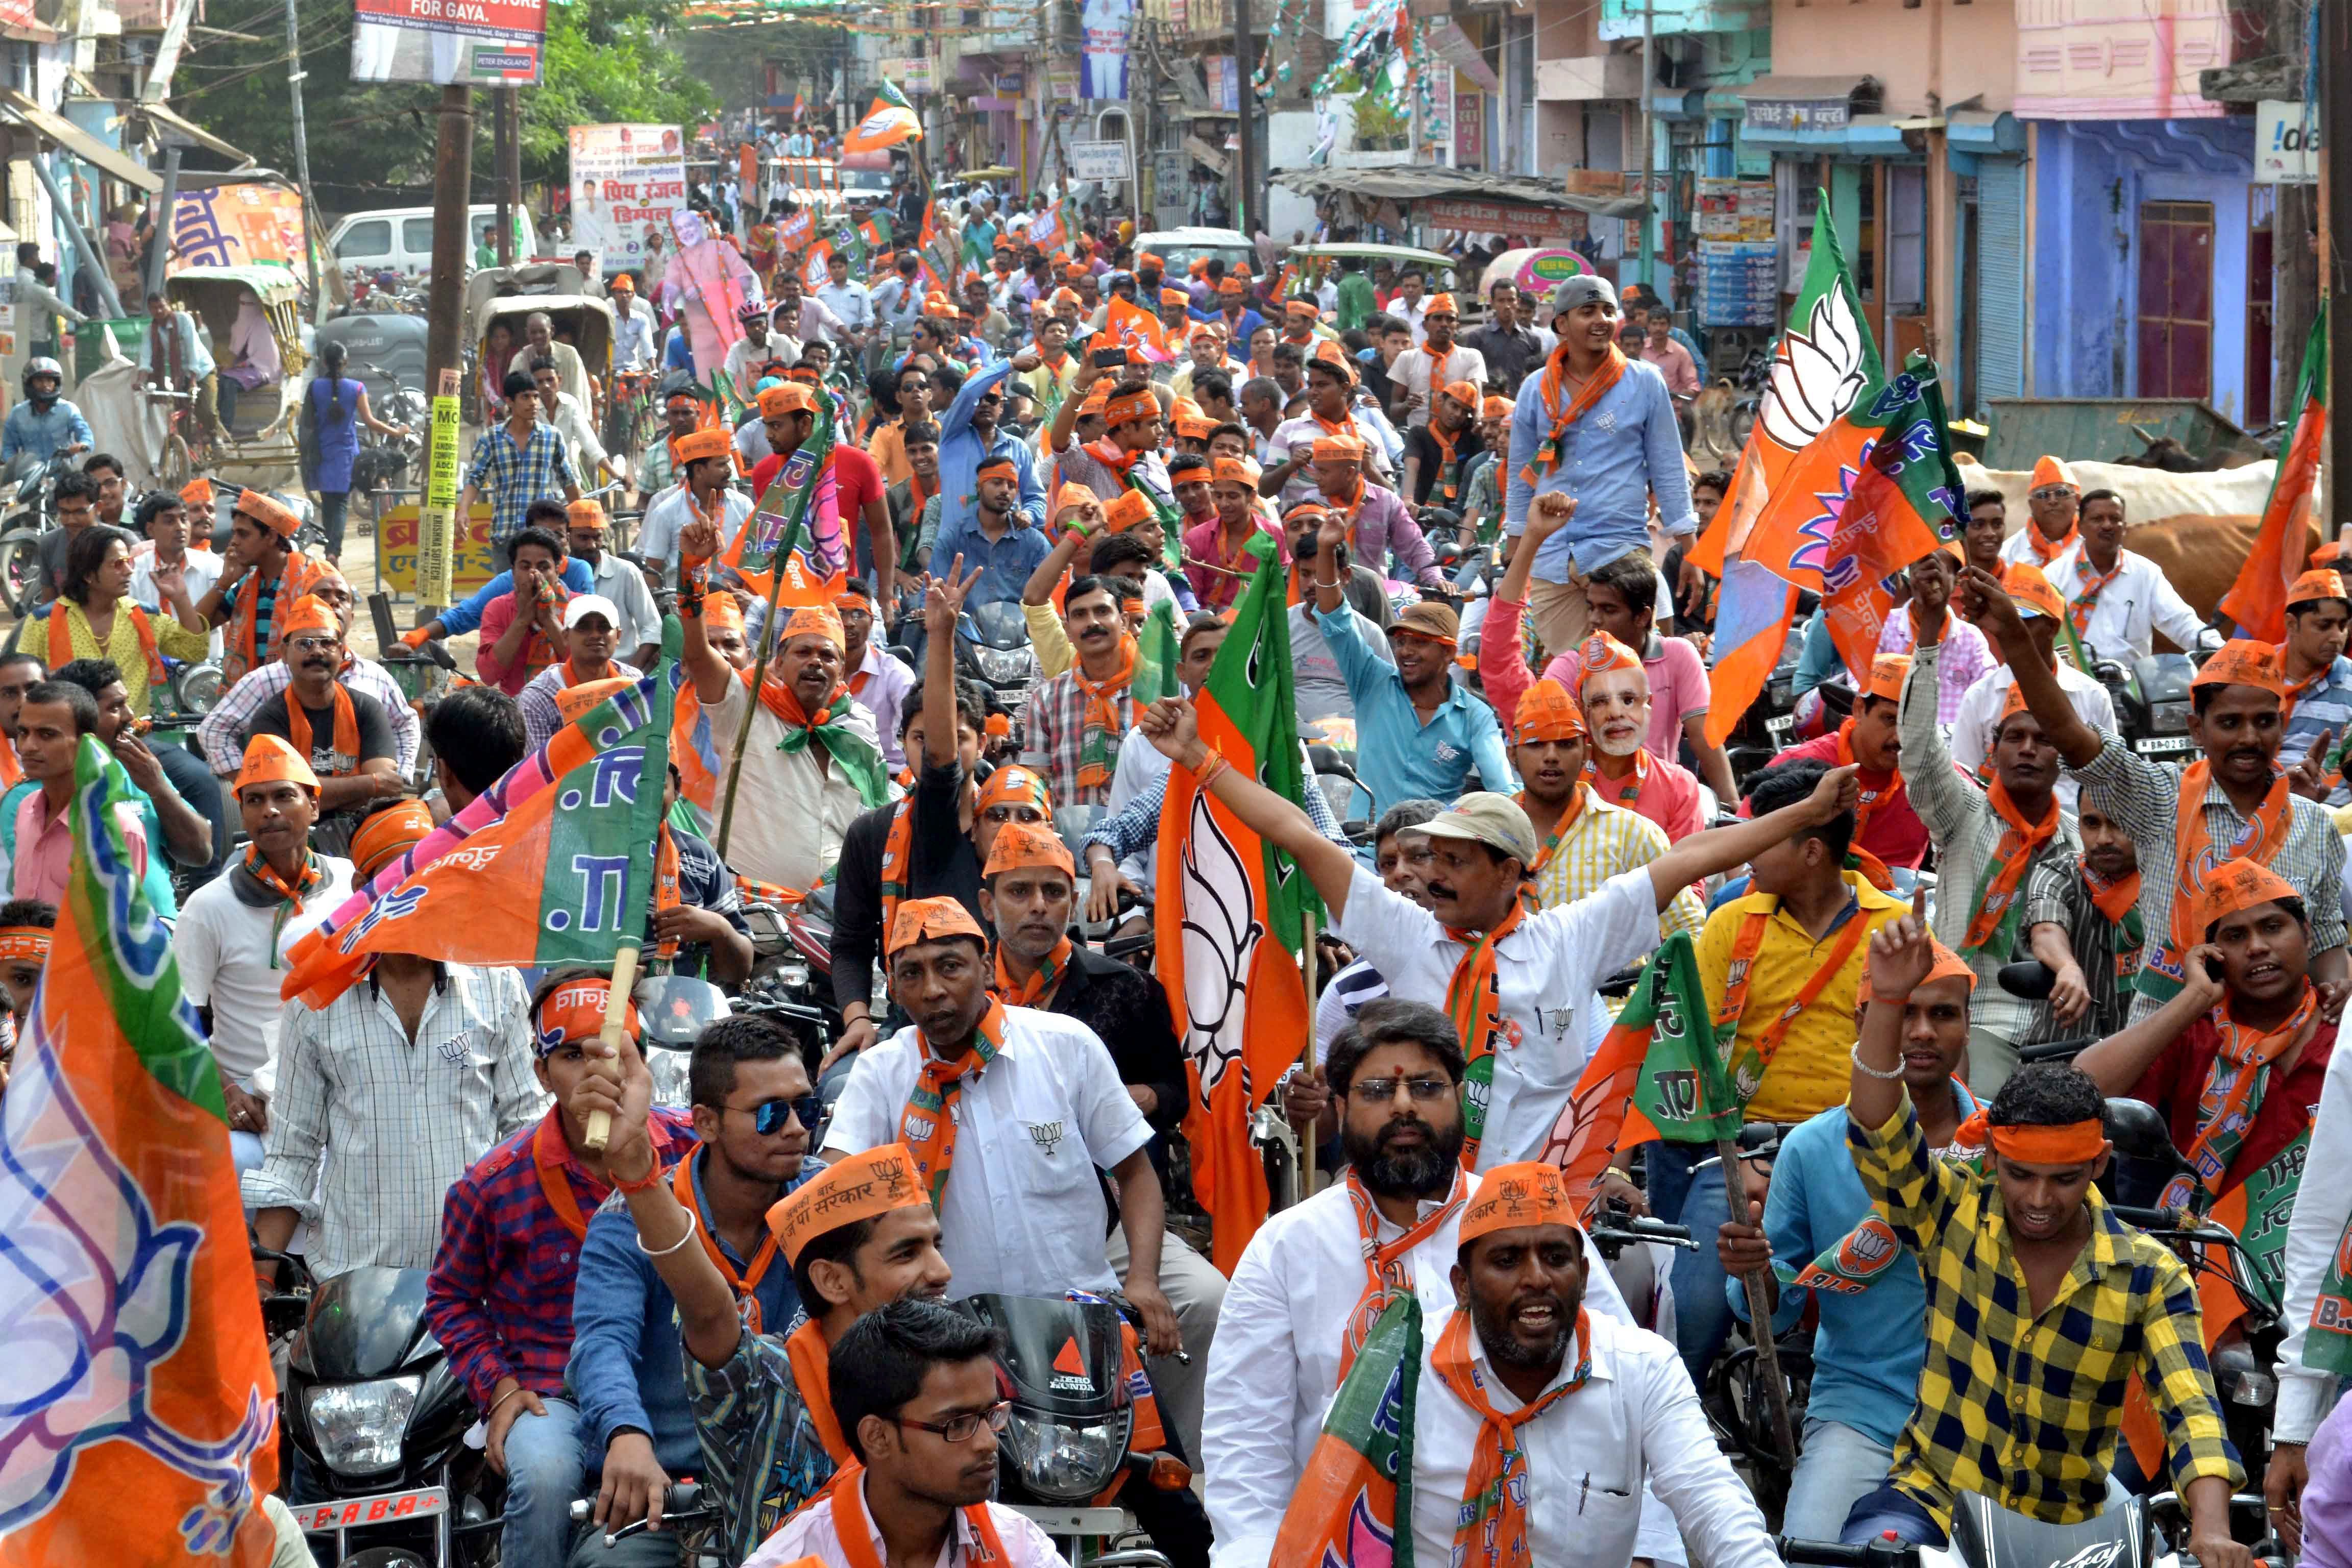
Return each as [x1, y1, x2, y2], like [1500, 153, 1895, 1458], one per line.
[568, 124, 689, 279]
[1080, 0, 1134, 99]
[350, 0, 546, 85]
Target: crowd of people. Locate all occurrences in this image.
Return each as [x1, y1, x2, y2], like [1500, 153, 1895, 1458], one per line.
[11, 167, 2352, 1568]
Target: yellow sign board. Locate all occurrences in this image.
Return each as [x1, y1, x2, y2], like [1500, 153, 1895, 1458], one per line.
[377, 502, 499, 598]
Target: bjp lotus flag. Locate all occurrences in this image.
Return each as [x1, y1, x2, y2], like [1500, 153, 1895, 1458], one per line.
[1106, 292, 1174, 363]
[844, 82, 923, 154]
[2221, 302, 2327, 644]
[280, 629, 681, 1010]
[1155, 536, 1321, 1271]
[1268, 1294, 1420, 1568]
[0, 739, 278, 1564]
[1029, 201, 1067, 255]
[727, 386, 850, 608]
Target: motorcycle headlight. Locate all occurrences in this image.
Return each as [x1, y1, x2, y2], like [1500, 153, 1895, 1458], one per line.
[2151, 699, 2192, 734]
[304, 1375, 422, 1476]
[978, 647, 1029, 683]
[1000, 1406, 1132, 1503]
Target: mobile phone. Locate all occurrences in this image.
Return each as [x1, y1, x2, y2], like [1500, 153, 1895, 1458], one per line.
[1091, 347, 1127, 369]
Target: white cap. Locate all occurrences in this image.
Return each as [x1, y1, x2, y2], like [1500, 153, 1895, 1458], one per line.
[563, 594, 621, 630]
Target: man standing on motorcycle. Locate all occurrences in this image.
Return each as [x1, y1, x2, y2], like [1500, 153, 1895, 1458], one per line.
[1716, 936, 1980, 1539]
[1969, 565, 2351, 1023]
[1209, 1000, 1684, 1568]
[1842, 915, 2247, 1566]
[423, 976, 700, 1568]
[569, 1015, 819, 1561]
[742, 1300, 1068, 1568]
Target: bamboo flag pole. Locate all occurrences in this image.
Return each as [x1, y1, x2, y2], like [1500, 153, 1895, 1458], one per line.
[1299, 903, 1320, 1198]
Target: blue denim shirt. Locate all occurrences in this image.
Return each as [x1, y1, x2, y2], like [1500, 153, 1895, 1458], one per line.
[1793, 607, 1844, 699]
[435, 557, 596, 637]
[566, 1146, 808, 1475]
[1316, 602, 1513, 809]
[0, 399, 93, 464]
[933, 361, 1049, 606]
[1503, 357, 1696, 577]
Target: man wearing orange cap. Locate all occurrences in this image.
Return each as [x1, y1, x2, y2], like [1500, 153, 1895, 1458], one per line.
[2278, 568, 2352, 799]
[1843, 914, 2243, 1563]
[191, 485, 335, 685]
[241, 592, 404, 850]
[747, 380, 896, 609]
[1262, 347, 1401, 510]
[2039, 487, 2207, 662]
[1760, 651, 1929, 876]
[1967, 565, 2349, 1028]
[1390, 291, 1486, 433]
[638, 424, 753, 587]
[422, 972, 701, 1568]
[1399, 1159, 1777, 1568]
[458, 361, 583, 550]
[1894, 642, 2080, 1090]
[1997, 454, 2085, 567]
[1400, 378, 1488, 515]
[1948, 562, 2119, 806]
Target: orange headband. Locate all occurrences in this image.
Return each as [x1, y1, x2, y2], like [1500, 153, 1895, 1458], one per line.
[767, 1143, 927, 1263]
[349, 800, 436, 880]
[1102, 491, 1155, 534]
[534, 976, 639, 1054]
[0, 926, 51, 962]
[1102, 390, 1158, 429]
[1958, 1111, 2108, 1166]
[1863, 936, 1977, 1001]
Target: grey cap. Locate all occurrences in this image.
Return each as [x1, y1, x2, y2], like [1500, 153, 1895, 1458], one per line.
[1418, 791, 1540, 869]
[1548, 274, 1620, 321]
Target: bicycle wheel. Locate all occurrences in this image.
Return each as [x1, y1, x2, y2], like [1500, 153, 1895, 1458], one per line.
[0, 528, 43, 616]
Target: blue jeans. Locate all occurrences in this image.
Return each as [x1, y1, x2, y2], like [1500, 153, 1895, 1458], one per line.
[504, 1395, 587, 1568]
[1646, 1139, 1734, 1383]
[1784, 1419, 1896, 1542]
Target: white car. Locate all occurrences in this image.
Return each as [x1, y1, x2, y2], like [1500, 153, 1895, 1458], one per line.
[1131, 226, 1255, 278]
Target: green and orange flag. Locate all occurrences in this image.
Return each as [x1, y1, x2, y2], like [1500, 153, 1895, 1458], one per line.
[1155, 535, 1320, 1271]
[1133, 597, 1183, 706]
[1270, 1291, 1421, 1568]
[2220, 301, 2327, 644]
[1537, 933, 1732, 1204]
[280, 621, 683, 1009]
[726, 385, 852, 610]
[0, 738, 279, 1563]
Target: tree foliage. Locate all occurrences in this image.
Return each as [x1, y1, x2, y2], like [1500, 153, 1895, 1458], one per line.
[170, 0, 719, 199]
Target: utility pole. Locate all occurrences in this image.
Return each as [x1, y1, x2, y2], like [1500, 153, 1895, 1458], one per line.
[1637, 0, 1654, 289]
[2328, 0, 2350, 521]
[419, 86, 475, 624]
[1234, 0, 1254, 233]
[284, 0, 317, 298]
[492, 89, 513, 266]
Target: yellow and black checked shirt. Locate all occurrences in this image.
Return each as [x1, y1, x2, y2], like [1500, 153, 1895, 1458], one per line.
[1849, 1105, 2241, 1530]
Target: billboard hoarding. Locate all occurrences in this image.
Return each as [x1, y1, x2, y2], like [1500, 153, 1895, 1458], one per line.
[167, 183, 308, 274]
[569, 124, 688, 279]
[351, 0, 547, 86]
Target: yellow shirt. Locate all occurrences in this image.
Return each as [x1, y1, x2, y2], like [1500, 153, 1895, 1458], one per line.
[1023, 601, 1074, 680]
[1530, 785, 1705, 944]
[1694, 869, 1907, 1123]
[11, 598, 211, 716]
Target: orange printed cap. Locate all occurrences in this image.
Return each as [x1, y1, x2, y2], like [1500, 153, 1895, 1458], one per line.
[349, 799, 435, 880]
[235, 733, 320, 796]
[2197, 856, 2303, 938]
[1460, 1162, 1576, 1244]
[767, 1143, 927, 1262]
[675, 428, 733, 464]
[977, 764, 1053, 815]
[1999, 562, 2066, 622]
[534, 974, 639, 1054]
[2192, 639, 2286, 697]
[885, 894, 988, 956]
[1511, 678, 1586, 745]
[2289, 569, 2351, 610]
[1864, 654, 1912, 703]
[983, 821, 1075, 878]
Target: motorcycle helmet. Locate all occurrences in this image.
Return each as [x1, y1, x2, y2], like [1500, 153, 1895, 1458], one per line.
[21, 356, 61, 406]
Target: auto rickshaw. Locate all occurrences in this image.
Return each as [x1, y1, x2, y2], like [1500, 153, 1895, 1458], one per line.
[155, 264, 308, 490]
[461, 263, 614, 427]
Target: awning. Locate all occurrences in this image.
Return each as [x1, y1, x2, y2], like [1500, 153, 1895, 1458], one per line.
[0, 90, 160, 191]
[1269, 164, 1647, 220]
[139, 101, 254, 167]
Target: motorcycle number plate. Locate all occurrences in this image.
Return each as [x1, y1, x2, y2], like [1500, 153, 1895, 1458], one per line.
[2131, 736, 2197, 756]
[1765, 715, 1793, 742]
[293, 1486, 449, 1533]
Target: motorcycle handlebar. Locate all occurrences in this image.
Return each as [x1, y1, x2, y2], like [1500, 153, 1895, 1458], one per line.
[1776, 1537, 1920, 1568]
[1588, 1218, 1698, 1251]
[568, 1480, 708, 1529]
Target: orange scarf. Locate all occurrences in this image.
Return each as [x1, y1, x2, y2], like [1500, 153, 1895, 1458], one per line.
[50, 599, 164, 689]
[2150, 762, 2294, 1000]
[1520, 343, 1628, 488]
[1425, 419, 1465, 504]
[2085, 864, 2147, 983]
[0, 734, 19, 791]
[284, 679, 360, 776]
[1714, 896, 1874, 1102]
[900, 997, 1009, 1207]
[877, 798, 916, 936]
[670, 1153, 782, 1334]
[993, 936, 1072, 1006]
[826, 1461, 1010, 1568]
[227, 548, 329, 684]
[1584, 748, 1650, 811]
[1833, 720, 1904, 850]
[2071, 549, 2124, 639]
[652, 822, 683, 962]
[2158, 982, 2318, 1213]
[1444, 898, 1529, 1170]
[532, 1112, 600, 1244]
[783, 1317, 853, 1463]
[1070, 634, 1139, 791]
[1338, 1167, 1466, 1379]
[1430, 1305, 1593, 1568]
[1519, 786, 1584, 877]
[2027, 519, 2079, 564]
[1960, 777, 2062, 956]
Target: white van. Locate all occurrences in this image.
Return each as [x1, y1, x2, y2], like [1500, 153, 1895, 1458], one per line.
[327, 205, 543, 278]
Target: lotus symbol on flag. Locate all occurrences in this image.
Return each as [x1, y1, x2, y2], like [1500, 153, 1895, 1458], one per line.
[1175, 788, 1263, 1095]
[0, 1035, 275, 1551]
[1760, 286, 1868, 454]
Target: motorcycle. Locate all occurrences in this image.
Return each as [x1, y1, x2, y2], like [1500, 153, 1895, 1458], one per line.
[961, 1292, 1189, 1568]
[279, 1266, 498, 1566]
[955, 600, 1040, 725]
[2094, 652, 2198, 763]
[0, 450, 76, 612]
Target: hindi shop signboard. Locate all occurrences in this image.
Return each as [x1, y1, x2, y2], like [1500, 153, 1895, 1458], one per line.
[167, 183, 308, 274]
[1422, 196, 1585, 243]
[351, 0, 547, 85]
[1069, 138, 1131, 182]
[569, 124, 689, 279]
[377, 501, 499, 600]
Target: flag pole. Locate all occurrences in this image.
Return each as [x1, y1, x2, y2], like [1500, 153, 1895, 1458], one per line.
[1300, 903, 1319, 1198]
[1716, 1135, 1797, 1460]
[582, 939, 643, 1152]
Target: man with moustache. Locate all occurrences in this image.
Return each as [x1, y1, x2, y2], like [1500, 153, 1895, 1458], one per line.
[1205, 1002, 1695, 1568]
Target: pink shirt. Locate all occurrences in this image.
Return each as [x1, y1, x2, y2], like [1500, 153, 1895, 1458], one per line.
[475, 591, 562, 696]
[1874, 609, 1999, 726]
[1181, 515, 1288, 609]
[1541, 631, 1711, 764]
[1587, 750, 1705, 841]
[12, 789, 146, 905]
[1640, 338, 1701, 397]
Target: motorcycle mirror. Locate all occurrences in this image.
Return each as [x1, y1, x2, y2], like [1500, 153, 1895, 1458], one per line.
[636, 973, 730, 1049]
[2103, 1097, 2185, 1169]
[1996, 960, 2057, 1000]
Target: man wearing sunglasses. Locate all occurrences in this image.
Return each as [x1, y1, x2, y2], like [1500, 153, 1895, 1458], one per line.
[1996, 455, 2082, 569]
[568, 1014, 819, 1562]
[746, 1298, 1067, 1568]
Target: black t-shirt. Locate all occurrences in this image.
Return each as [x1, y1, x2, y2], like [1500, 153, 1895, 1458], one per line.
[829, 760, 986, 1017]
[1402, 425, 1487, 509]
[246, 684, 396, 780]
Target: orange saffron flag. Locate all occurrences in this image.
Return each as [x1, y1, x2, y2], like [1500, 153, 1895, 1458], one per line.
[2220, 302, 2326, 644]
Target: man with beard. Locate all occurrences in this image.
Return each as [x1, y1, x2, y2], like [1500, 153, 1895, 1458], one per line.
[1207, 1000, 1696, 1568]
[1969, 565, 2349, 1023]
[1715, 936, 1980, 1539]
[1135, 695, 1862, 1172]
[2020, 796, 2146, 1046]
[1899, 643, 2080, 1092]
[742, 1301, 1066, 1568]
[1404, 1160, 1776, 1568]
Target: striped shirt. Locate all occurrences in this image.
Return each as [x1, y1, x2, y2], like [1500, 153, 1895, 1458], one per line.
[2019, 851, 2140, 1047]
[424, 1105, 698, 1408]
[2282, 651, 2352, 807]
[2073, 730, 2349, 1021]
[1898, 643, 2081, 1044]
[241, 964, 545, 1279]
[1530, 786, 1705, 944]
[520, 658, 643, 752]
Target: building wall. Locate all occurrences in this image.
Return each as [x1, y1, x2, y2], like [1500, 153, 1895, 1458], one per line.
[1767, 0, 2017, 116]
